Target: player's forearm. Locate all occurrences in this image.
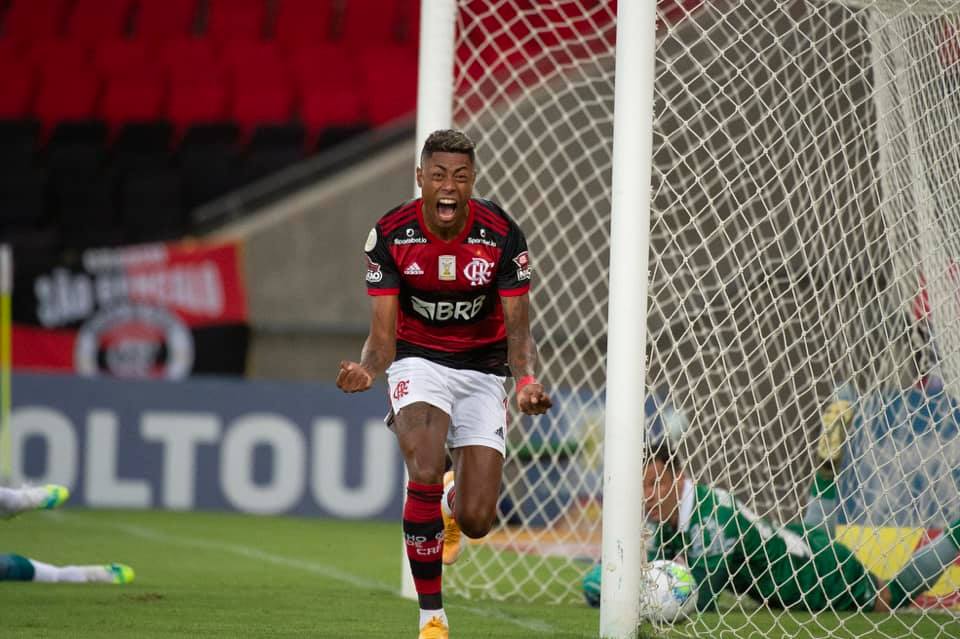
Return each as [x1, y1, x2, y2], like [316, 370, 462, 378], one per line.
[507, 334, 538, 379]
[359, 336, 395, 378]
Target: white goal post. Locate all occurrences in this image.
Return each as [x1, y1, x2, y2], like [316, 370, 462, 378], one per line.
[416, 1, 960, 638]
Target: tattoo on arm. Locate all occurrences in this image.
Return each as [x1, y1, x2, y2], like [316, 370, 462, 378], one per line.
[360, 296, 398, 377]
[502, 294, 538, 378]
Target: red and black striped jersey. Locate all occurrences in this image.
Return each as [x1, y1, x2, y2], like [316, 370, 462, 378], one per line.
[364, 197, 531, 375]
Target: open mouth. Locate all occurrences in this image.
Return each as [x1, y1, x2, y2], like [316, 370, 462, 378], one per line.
[437, 198, 458, 222]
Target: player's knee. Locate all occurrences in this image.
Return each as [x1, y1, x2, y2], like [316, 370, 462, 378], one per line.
[457, 504, 496, 538]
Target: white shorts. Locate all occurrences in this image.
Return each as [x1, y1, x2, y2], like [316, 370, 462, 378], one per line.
[386, 357, 508, 456]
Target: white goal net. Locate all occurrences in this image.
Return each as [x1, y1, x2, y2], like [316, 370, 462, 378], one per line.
[443, 0, 960, 635]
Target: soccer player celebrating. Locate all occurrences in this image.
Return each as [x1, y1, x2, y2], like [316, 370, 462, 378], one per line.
[583, 404, 960, 614]
[337, 129, 551, 639]
[1, 484, 135, 584]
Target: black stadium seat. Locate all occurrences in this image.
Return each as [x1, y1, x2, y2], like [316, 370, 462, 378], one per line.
[241, 123, 305, 183]
[112, 120, 173, 175]
[0, 119, 40, 169]
[46, 120, 108, 180]
[121, 168, 185, 242]
[178, 123, 239, 208]
[0, 167, 47, 231]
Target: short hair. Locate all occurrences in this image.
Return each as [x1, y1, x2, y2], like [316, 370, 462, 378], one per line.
[420, 129, 476, 164]
[645, 438, 681, 473]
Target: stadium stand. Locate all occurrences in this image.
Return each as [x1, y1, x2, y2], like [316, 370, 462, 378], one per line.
[0, 0, 420, 249]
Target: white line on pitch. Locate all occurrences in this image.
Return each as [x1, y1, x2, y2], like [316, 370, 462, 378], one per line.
[56, 512, 559, 634]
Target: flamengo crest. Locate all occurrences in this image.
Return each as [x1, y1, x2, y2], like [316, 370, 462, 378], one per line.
[463, 257, 494, 286]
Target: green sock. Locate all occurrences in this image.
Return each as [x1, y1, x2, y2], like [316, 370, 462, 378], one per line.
[802, 472, 838, 533]
[949, 518, 960, 551]
[0, 554, 35, 581]
[888, 525, 960, 609]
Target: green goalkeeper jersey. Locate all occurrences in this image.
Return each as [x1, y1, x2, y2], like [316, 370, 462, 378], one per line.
[647, 481, 878, 612]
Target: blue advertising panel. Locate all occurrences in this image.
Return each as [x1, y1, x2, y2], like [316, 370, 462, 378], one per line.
[9, 373, 404, 520]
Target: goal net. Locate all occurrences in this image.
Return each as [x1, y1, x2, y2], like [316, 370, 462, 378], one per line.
[443, 0, 960, 634]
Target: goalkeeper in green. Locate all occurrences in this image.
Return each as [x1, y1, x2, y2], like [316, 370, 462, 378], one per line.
[584, 402, 960, 612]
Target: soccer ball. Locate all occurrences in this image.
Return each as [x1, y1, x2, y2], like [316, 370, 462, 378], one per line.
[639, 560, 697, 623]
[582, 560, 697, 623]
[582, 563, 602, 607]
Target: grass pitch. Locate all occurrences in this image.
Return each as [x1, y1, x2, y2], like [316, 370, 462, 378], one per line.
[1, 509, 957, 638]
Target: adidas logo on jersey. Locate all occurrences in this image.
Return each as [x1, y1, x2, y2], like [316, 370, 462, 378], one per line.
[404, 262, 425, 276]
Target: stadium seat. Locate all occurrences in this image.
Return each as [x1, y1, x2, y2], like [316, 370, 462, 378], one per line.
[167, 74, 230, 134]
[232, 74, 295, 136]
[33, 69, 101, 133]
[206, 0, 267, 42]
[339, 0, 401, 47]
[112, 121, 173, 175]
[159, 37, 220, 78]
[26, 38, 90, 78]
[220, 40, 286, 79]
[397, 0, 420, 46]
[93, 38, 156, 79]
[300, 84, 367, 145]
[0, 38, 24, 63]
[286, 42, 355, 89]
[359, 45, 417, 125]
[0, 167, 47, 230]
[241, 123, 305, 182]
[134, 0, 199, 41]
[273, 0, 336, 44]
[0, 119, 39, 168]
[54, 174, 117, 241]
[101, 75, 167, 129]
[178, 123, 239, 208]
[45, 120, 108, 180]
[2, 0, 71, 40]
[120, 168, 185, 242]
[65, 0, 135, 41]
[0, 70, 35, 118]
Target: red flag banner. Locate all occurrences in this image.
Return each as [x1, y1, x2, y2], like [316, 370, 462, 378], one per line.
[13, 241, 249, 379]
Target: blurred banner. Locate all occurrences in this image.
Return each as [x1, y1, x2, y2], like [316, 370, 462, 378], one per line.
[12, 241, 248, 378]
[9, 373, 402, 520]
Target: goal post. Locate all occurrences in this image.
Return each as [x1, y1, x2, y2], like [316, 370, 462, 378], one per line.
[420, 1, 960, 638]
[599, 1, 658, 636]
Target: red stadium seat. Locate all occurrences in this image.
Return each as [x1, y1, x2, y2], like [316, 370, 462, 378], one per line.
[101, 75, 166, 127]
[206, 0, 267, 42]
[360, 45, 416, 125]
[0, 38, 25, 64]
[232, 75, 295, 135]
[0, 69, 35, 118]
[398, 0, 420, 46]
[65, 0, 135, 41]
[274, 0, 336, 44]
[34, 69, 101, 130]
[286, 43, 355, 89]
[220, 40, 286, 79]
[168, 75, 230, 133]
[301, 84, 365, 137]
[339, 0, 401, 47]
[2, 0, 70, 39]
[134, 0, 199, 41]
[25, 38, 90, 78]
[159, 37, 220, 79]
[93, 39, 156, 79]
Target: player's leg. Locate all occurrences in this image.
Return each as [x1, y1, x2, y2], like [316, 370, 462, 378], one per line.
[444, 368, 508, 560]
[387, 358, 455, 639]
[0, 484, 70, 519]
[802, 395, 853, 533]
[874, 517, 960, 611]
[0, 553, 134, 583]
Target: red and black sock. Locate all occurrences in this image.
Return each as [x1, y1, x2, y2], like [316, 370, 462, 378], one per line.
[404, 481, 444, 610]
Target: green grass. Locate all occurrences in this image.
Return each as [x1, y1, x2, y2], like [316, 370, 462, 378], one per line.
[1, 510, 958, 638]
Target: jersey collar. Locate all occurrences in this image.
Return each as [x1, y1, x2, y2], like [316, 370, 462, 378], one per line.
[677, 478, 695, 532]
[416, 198, 476, 245]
